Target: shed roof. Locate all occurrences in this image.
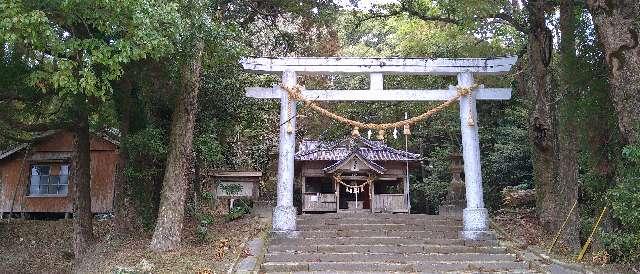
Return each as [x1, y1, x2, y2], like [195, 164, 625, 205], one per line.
[295, 136, 421, 162]
[0, 129, 119, 161]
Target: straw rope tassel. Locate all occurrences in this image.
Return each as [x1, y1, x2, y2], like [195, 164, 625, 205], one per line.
[467, 109, 475, 126]
[286, 101, 293, 133]
[351, 127, 360, 137]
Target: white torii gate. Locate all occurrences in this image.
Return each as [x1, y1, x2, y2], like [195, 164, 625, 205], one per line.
[241, 56, 517, 240]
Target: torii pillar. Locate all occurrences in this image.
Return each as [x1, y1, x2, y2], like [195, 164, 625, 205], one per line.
[457, 72, 493, 240]
[241, 56, 517, 239]
[272, 70, 298, 234]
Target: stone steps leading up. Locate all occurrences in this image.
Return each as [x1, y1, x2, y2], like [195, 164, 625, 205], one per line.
[262, 213, 538, 273]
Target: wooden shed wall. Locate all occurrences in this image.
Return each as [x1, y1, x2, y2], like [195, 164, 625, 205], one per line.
[0, 131, 118, 213]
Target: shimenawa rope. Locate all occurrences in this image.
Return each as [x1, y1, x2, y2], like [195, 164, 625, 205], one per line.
[281, 84, 479, 139]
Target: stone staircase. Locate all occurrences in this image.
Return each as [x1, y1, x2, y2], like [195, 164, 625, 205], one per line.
[261, 213, 539, 273]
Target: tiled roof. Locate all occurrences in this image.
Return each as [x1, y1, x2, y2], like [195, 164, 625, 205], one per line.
[295, 136, 421, 162]
[322, 150, 387, 174]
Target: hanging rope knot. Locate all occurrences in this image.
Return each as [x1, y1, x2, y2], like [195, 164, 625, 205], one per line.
[456, 84, 479, 97]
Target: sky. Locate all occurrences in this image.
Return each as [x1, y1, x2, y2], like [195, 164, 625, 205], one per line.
[334, 0, 399, 10]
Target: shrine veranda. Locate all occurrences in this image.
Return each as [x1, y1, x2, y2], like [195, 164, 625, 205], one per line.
[241, 56, 517, 241]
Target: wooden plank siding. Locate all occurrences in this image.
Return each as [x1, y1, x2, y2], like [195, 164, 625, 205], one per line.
[372, 194, 408, 213]
[0, 131, 118, 214]
[302, 193, 337, 212]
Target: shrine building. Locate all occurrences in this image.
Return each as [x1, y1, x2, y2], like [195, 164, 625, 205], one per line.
[295, 136, 420, 214]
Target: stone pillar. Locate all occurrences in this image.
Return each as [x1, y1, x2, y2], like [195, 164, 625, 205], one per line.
[457, 72, 494, 240]
[272, 70, 298, 235]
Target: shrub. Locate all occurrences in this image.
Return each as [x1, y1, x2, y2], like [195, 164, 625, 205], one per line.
[603, 144, 640, 263]
[225, 198, 252, 222]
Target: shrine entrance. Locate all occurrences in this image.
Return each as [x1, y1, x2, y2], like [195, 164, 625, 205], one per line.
[337, 176, 370, 211]
[240, 56, 517, 241]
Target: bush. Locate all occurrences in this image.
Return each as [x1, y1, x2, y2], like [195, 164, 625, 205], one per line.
[225, 198, 252, 222]
[603, 144, 640, 263]
[601, 232, 640, 263]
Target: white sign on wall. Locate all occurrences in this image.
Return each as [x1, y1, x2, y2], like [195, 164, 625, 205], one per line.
[216, 181, 254, 197]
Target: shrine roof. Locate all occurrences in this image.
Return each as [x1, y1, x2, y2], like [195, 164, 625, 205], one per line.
[295, 136, 421, 162]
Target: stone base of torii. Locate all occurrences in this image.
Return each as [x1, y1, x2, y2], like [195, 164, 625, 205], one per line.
[241, 56, 517, 241]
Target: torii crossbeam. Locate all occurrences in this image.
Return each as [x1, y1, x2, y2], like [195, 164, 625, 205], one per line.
[241, 56, 517, 241]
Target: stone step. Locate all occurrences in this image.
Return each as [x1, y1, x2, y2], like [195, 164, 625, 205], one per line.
[415, 261, 532, 272]
[270, 236, 497, 247]
[265, 252, 517, 263]
[297, 230, 458, 239]
[297, 213, 458, 220]
[297, 224, 463, 232]
[270, 236, 467, 246]
[262, 261, 531, 272]
[267, 269, 538, 274]
[268, 244, 507, 254]
[297, 218, 461, 226]
[262, 261, 412, 272]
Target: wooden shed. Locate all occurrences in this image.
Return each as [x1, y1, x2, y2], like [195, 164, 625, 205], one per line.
[296, 136, 420, 213]
[0, 130, 119, 216]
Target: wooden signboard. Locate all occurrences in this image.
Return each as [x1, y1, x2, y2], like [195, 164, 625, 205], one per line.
[213, 171, 261, 199]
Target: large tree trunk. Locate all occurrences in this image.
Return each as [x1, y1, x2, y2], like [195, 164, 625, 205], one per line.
[527, 0, 555, 213]
[555, 0, 581, 250]
[150, 39, 204, 252]
[586, 0, 640, 145]
[527, 0, 565, 239]
[72, 93, 94, 257]
[113, 76, 137, 234]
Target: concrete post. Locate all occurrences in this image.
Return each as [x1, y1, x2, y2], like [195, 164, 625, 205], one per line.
[457, 72, 494, 240]
[272, 70, 298, 235]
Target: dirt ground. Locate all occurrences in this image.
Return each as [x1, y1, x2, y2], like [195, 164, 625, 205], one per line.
[0, 214, 269, 274]
[493, 207, 638, 273]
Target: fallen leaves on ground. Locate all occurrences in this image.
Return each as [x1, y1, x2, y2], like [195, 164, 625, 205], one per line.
[1, 213, 269, 274]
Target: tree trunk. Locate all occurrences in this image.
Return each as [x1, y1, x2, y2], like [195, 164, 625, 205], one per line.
[586, 0, 640, 145]
[556, 0, 581, 250]
[150, 39, 204, 252]
[527, 0, 563, 237]
[113, 76, 137, 234]
[72, 93, 94, 257]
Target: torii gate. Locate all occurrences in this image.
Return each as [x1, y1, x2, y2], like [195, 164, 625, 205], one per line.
[241, 56, 517, 240]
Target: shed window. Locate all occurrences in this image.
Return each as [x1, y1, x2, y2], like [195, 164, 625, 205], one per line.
[29, 164, 69, 196]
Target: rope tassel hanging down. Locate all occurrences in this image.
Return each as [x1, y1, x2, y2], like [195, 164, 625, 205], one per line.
[286, 100, 294, 133]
